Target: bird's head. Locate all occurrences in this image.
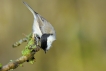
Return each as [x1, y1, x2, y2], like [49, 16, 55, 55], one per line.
[41, 34, 55, 53]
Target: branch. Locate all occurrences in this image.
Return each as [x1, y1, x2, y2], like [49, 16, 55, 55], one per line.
[0, 33, 40, 71]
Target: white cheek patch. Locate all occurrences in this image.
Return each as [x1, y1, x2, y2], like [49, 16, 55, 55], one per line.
[47, 42, 51, 50]
[46, 35, 55, 50]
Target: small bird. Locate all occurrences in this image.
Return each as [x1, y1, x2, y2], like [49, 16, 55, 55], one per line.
[23, 2, 56, 53]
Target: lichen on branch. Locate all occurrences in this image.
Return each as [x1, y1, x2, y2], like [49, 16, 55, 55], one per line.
[0, 33, 40, 71]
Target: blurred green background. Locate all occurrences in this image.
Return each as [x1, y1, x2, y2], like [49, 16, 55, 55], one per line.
[0, 0, 106, 71]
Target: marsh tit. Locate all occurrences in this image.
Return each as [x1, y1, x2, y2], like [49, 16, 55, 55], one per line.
[23, 2, 56, 53]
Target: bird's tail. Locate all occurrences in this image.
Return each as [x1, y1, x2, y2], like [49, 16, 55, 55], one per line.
[23, 1, 38, 19]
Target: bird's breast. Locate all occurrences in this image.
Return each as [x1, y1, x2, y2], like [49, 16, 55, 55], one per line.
[33, 19, 42, 38]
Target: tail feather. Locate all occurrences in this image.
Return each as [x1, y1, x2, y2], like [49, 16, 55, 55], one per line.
[23, 1, 37, 19]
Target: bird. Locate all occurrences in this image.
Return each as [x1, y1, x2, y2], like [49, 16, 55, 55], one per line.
[23, 2, 56, 53]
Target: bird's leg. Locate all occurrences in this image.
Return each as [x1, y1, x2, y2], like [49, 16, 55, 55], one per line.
[33, 34, 40, 46]
[32, 34, 38, 45]
[34, 36, 41, 52]
[32, 34, 41, 52]
[35, 36, 39, 46]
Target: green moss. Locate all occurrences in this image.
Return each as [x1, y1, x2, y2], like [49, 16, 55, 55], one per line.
[22, 33, 36, 56]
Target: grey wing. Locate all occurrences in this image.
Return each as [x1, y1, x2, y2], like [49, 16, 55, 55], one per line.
[37, 14, 56, 35]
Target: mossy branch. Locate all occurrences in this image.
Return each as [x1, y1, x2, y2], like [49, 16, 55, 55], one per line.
[0, 33, 40, 71]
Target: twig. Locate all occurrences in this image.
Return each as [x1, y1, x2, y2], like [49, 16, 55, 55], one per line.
[0, 33, 40, 71]
[0, 51, 35, 71]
